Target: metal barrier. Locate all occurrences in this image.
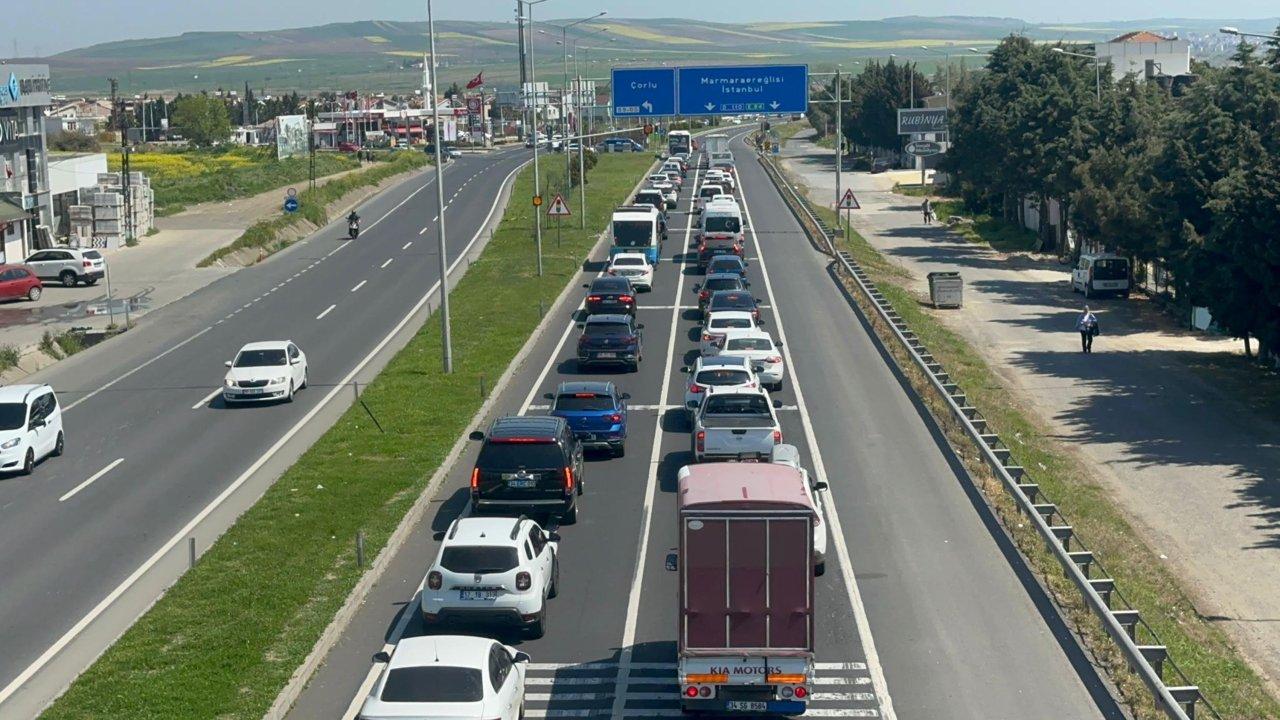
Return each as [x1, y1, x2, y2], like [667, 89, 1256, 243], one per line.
[756, 152, 1217, 720]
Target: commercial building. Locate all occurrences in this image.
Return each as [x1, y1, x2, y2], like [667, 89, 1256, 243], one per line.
[0, 64, 54, 263]
[1094, 31, 1192, 81]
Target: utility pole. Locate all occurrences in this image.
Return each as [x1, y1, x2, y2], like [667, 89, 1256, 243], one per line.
[427, 0, 453, 372]
[517, 2, 527, 140]
[834, 67, 842, 223]
[519, 0, 548, 277]
[577, 69, 587, 228]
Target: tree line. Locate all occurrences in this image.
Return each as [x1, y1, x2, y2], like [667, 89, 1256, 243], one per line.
[806, 60, 933, 153]
[943, 32, 1280, 359]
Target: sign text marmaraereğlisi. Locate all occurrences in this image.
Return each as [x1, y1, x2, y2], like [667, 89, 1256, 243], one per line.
[698, 74, 787, 95]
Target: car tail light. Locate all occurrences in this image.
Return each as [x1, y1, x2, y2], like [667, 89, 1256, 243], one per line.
[427, 571, 442, 590]
[516, 572, 531, 591]
[83, 260, 92, 268]
[702, 333, 714, 342]
[767, 356, 782, 364]
[699, 290, 710, 301]
[470, 467, 480, 490]
[689, 383, 704, 393]
[587, 295, 601, 302]
[609, 414, 622, 423]
[733, 245, 744, 256]
[619, 295, 633, 303]
[563, 467, 574, 493]
[772, 430, 783, 444]
[607, 269, 617, 275]
[696, 431, 705, 453]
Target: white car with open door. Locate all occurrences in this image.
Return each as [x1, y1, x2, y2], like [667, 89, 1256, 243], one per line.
[360, 635, 529, 720]
[607, 252, 655, 291]
[223, 340, 308, 404]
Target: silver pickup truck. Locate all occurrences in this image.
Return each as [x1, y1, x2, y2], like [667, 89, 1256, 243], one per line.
[691, 386, 782, 462]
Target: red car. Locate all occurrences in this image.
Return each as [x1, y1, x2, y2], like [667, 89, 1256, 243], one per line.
[0, 264, 43, 302]
[337, 141, 361, 153]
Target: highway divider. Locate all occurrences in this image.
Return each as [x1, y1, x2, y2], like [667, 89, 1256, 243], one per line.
[755, 149, 1237, 720]
[39, 152, 657, 720]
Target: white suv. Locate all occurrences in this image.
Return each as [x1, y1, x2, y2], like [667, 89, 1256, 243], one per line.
[683, 355, 759, 419]
[23, 248, 106, 287]
[360, 635, 528, 720]
[0, 384, 64, 475]
[421, 516, 560, 638]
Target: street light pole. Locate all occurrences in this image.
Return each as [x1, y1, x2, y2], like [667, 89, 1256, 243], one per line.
[426, 0, 452, 372]
[519, 0, 550, 276]
[1052, 47, 1102, 100]
[834, 66, 841, 220]
[920, 45, 952, 109]
[1220, 26, 1280, 42]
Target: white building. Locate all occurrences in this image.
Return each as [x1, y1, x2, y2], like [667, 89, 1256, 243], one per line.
[1094, 31, 1191, 81]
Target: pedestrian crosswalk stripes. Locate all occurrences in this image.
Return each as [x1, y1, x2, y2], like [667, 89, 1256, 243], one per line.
[521, 662, 881, 719]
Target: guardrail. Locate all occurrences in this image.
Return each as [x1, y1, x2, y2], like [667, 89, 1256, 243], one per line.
[755, 150, 1218, 720]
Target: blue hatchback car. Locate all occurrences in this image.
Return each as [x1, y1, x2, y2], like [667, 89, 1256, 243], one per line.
[545, 381, 630, 457]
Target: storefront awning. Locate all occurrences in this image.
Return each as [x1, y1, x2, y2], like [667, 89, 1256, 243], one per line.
[0, 198, 28, 223]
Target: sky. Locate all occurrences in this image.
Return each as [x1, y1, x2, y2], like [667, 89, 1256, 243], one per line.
[9, 0, 1280, 56]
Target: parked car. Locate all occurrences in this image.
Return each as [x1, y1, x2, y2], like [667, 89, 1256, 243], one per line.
[546, 381, 630, 456]
[468, 415, 584, 523]
[222, 340, 308, 404]
[718, 328, 785, 391]
[577, 314, 644, 372]
[871, 158, 892, 173]
[1072, 252, 1131, 298]
[0, 384, 63, 475]
[360, 635, 529, 720]
[23, 248, 104, 287]
[338, 141, 361, 153]
[607, 252, 654, 291]
[683, 355, 759, 420]
[420, 516, 560, 637]
[583, 276, 637, 317]
[0, 264, 43, 302]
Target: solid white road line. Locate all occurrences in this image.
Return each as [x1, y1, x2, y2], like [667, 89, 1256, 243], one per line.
[0, 158, 531, 710]
[191, 387, 222, 410]
[610, 164, 701, 719]
[380, 258, 394, 269]
[350, 280, 367, 293]
[737, 136, 897, 719]
[316, 304, 337, 320]
[59, 458, 125, 503]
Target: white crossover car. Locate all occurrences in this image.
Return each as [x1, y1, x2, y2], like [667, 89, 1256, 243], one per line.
[718, 328, 785, 392]
[360, 635, 529, 720]
[607, 252, 655, 291]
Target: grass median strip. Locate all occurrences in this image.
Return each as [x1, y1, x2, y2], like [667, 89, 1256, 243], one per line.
[794, 175, 1280, 719]
[42, 152, 654, 720]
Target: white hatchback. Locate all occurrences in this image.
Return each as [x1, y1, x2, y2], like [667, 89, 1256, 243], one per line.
[223, 340, 308, 404]
[718, 328, 785, 391]
[607, 253, 654, 291]
[360, 635, 529, 720]
[0, 384, 64, 475]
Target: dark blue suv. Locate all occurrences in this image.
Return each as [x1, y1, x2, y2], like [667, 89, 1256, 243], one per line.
[577, 314, 644, 372]
[546, 381, 630, 457]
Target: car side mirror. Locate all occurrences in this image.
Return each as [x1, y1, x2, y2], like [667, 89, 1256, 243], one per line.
[636, 323, 645, 330]
[547, 532, 562, 543]
[512, 651, 532, 664]
[30, 419, 45, 429]
[772, 400, 783, 408]
[543, 392, 555, 401]
[621, 392, 631, 400]
[813, 481, 829, 492]
[224, 360, 233, 367]
[576, 323, 585, 330]
[582, 283, 590, 289]
[290, 358, 300, 365]
[372, 651, 391, 663]
[665, 552, 679, 571]
[468, 431, 485, 441]
[756, 319, 766, 326]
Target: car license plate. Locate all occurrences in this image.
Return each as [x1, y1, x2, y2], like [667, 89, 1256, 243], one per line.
[507, 479, 537, 488]
[597, 352, 617, 359]
[460, 590, 498, 601]
[726, 701, 768, 711]
[240, 388, 263, 395]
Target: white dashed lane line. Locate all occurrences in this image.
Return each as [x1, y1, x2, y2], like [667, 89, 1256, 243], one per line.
[402, 241, 413, 250]
[380, 258, 394, 269]
[419, 227, 427, 235]
[350, 280, 367, 293]
[192, 387, 222, 410]
[316, 304, 337, 320]
[59, 458, 125, 503]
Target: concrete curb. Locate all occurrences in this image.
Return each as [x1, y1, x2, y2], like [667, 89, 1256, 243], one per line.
[264, 153, 660, 719]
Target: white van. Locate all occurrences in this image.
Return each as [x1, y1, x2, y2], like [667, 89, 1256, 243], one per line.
[1072, 253, 1131, 298]
[0, 384, 64, 475]
[700, 200, 744, 245]
[695, 184, 725, 214]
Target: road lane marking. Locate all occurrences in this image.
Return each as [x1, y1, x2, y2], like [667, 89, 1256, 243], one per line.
[316, 304, 337, 320]
[380, 258, 394, 269]
[350, 280, 367, 293]
[402, 241, 413, 250]
[419, 227, 427, 235]
[59, 458, 125, 502]
[62, 327, 212, 412]
[191, 388, 222, 410]
[737, 137, 897, 719]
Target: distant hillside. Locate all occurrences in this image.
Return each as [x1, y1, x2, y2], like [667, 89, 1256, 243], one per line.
[38, 15, 1280, 95]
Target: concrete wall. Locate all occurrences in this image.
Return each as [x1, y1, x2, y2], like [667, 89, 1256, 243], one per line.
[1094, 39, 1191, 80]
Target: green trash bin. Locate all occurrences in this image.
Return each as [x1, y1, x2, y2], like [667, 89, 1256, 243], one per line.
[928, 271, 963, 308]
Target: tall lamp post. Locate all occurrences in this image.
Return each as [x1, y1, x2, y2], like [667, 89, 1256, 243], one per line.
[919, 45, 954, 109]
[1051, 47, 1102, 100]
[518, 0, 551, 276]
[426, 0, 452, 372]
[1220, 26, 1280, 42]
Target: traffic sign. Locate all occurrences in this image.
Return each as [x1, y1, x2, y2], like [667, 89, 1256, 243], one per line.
[283, 196, 299, 213]
[677, 64, 808, 116]
[838, 189, 860, 210]
[905, 140, 944, 157]
[532, 195, 543, 207]
[546, 194, 571, 217]
[611, 67, 676, 117]
[286, 187, 298, 198]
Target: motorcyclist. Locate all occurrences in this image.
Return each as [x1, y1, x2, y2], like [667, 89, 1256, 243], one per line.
[347, 210, 360, 226]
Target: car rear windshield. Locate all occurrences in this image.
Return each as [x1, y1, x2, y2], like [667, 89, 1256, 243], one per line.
[709, 317, 753, 330]
[710, 294, 751, 310]
[381, 666, 484, 703]
[440, 545, 521, 574]
[1094, 259, 1128, 280]
[83, 251, 103, 260]
[0, 403, 26, 431]
[556, 393, 615, 411]
[235, 349, 287, 367]
[584, 321, 630, 336]
[704, 394, 770, 415]
[707, 258, 744, 273]
[726, 337, 772, 352]
[705, 278, 741, 293]
[476, 441, 564, 469]
[592, 277, 630, 293]
[613, 256, 646, 267]
[704, 216, 741, 233]
[696, 369, 752, 386]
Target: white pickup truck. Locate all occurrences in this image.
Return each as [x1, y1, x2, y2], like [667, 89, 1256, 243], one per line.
[691, 386, 782, 462]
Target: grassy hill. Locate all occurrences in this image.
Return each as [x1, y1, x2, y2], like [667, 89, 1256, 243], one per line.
[37, 16, 1280, 96]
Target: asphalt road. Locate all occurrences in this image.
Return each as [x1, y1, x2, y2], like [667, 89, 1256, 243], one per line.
[287, 133, 1127, 719]
[0, 146, 533, 715]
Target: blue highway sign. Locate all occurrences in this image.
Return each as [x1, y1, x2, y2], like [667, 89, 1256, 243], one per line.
[284, 196, 299, 213]
[677, 64, 808, 116]
[611, 67, 677, 117]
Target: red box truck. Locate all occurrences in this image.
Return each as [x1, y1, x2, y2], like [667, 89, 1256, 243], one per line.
[673, 461, 817, 714]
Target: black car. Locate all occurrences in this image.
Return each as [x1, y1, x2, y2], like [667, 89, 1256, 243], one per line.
[577, 314, 644, 372]
[583, 276, 637, 317]
[704, 255, 749, 278]
[696, 237, 744, 272]
[693, 273, 749, 313]
[468, 416, 584, 523]
[706, 289, 760, 321]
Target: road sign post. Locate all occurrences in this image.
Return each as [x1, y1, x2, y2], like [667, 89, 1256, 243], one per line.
[838, 189, 860, 238]
[546, 193, 571, 248]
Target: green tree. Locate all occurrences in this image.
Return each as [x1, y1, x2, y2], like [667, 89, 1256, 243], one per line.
[171, 94, 232, 147]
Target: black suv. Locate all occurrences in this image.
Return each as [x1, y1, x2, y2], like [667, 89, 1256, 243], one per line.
[577, 314, 644, 372]
[584, 276, 637, 317]
[468, 416, 584, 524]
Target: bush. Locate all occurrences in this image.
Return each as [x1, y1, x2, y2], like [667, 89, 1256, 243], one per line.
[48, 131, 101, 152]
[0, 345, 19, 372]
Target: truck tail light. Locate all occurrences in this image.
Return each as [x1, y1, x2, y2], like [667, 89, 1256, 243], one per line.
[684, 686, 699, 698]
[793, 686, 808, 699]
[563, 467, 574, 493]
[516, 572, 531, 591]
[470, 468, 480, 490]
[772, 430, 782, 444]
[427, 571, 442, 590]
[696, 431, 705, 453]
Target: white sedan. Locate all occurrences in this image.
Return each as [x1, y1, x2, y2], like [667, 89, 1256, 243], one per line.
[607, 252, 655, 291]
[223, 340, 308, 404]
[360, 635, 529, 720]
[647, 177, 678, 208]
[717, 328, 785, 391]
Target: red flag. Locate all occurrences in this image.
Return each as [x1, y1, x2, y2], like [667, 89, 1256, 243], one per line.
[466, 71, 484, 90]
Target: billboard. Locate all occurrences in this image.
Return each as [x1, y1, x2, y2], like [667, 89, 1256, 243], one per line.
[276, 115, 310, 159]
[897, 108, 948, 134]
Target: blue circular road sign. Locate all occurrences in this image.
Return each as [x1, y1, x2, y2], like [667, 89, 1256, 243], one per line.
[284, 197, 299, 213]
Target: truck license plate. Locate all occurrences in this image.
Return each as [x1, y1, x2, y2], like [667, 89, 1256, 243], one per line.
[726, 701, 768, 711]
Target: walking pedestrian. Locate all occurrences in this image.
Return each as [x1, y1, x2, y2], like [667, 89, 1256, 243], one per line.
[922, 198, 933, 225]
[1077, 305, 1099, 353]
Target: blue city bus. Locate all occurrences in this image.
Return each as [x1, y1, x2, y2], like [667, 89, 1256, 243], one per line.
[668, 130, 692, 157]
[611, 206, 663, 265]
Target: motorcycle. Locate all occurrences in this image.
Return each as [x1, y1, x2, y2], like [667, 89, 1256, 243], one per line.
[348, 219, 360, 239]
